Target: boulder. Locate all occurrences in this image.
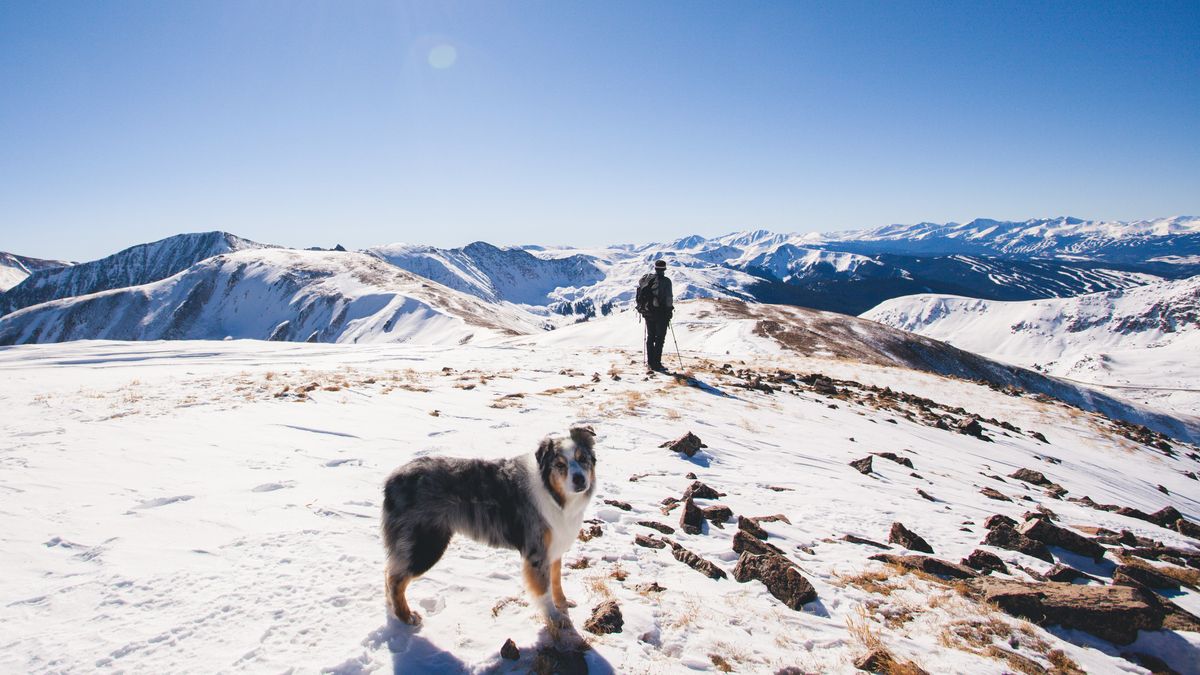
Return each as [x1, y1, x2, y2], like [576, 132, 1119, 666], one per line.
[583, 600, 623, 635]
[983, 523, 1053, 562]
[957, 416, 991, 441]
[1009, 468, 1051, 486]
[840, 534, 890, 549]
[1113, 564, 1181, 591]
[1149, 506, 1183, 528]
[980, 487, 1011, 502]
[669, 542, 727, 580]
[500, 638, 520, 660]
[869, 553, 976, 580]
[737, 516, 768, 540]
[1044, 564, 1100, 584]
[961, 578, 1164, 645]
[1018, 518, 1106, 561]
[603, 499, 632, 511]
[888, 522, 934, 553]
[872, 452, 914, 468]
[732, 551, 816, 610]
[660, 432, 706, 457]
[679, 497, 704, 535]
[962, 549, 1009, 575]
[1176, 518, 1200, 540]
[682, 480, 724, 500]
[984, 514, 1018, 530]
[733, 529, 786, 557]
[637, 520, 675, 535]
[635, 534, 666, 549]
[849, 456, 873, 475]
[703, 505, 733, 526]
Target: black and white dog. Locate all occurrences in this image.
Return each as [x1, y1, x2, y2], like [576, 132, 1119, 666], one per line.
[381, 426, 597, 630]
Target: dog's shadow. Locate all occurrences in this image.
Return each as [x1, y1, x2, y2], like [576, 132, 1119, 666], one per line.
[365, 615, 615, 674]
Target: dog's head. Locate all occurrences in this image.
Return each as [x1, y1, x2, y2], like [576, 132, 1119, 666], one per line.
[536, 425, 597, 506]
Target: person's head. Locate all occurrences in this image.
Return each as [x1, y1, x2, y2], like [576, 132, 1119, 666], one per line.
[654, 259, 667, 275]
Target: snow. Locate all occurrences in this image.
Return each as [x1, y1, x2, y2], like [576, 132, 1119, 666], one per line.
[3, 303, 1200, 673]
[862, 276, 1200, 417]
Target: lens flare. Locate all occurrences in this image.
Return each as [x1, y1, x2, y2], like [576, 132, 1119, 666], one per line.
[428, 44, 457, 69]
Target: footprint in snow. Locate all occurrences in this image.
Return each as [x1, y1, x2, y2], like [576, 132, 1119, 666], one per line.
[251, 481, 296, 492]
[132, 495, 194, 509]
[324, 458, 362, 468]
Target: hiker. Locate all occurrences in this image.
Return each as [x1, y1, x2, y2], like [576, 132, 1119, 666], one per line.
[636, 258, 674, 371]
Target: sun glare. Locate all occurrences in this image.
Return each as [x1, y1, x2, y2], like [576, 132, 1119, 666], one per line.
[428, 44, 457, 69]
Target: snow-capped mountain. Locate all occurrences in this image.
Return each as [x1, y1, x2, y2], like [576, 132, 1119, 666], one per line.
[0, 252, 71, 292]
[0, 231, 267, 316]
[820, 216, 1200, 265]
[862, 275, 1200, 416]
[0, 249, 543, 346]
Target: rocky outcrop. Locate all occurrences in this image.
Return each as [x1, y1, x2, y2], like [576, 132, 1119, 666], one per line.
[732, 551, 817, 610]
[583, 600, 623, 635]
[679, 497, 704, 535]
[1018, 518, 1106, 561]
[849, 456, 873, 474]
[888, 522, 934, 553]
[668, 541, 727, 580]
[983, 523, 1053, 562]
[869, 553, 976, 580]
[660, 432, 706, 457]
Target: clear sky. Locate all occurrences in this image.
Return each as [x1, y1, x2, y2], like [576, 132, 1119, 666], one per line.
[2, 1, 1198, 261]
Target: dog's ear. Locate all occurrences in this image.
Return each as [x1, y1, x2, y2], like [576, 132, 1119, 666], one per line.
[536, 437, 557, 467]
[569, 425, 596, 450]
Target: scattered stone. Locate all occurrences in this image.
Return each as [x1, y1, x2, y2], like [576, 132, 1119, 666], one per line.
[872, 452, 914, 468]
[1114, 506, 1156, 523]
[1030, 431, 1049, 443]
[849, 456, 873, 475]
[634, 581, 666, 594]
[679, 498, 704, 535]
[916, 488, 937, 502]
[983, 523, 1053, 562]
[980, 487, 1011, 502]
[583, 600, 623, 635]
[637, 520, 675, 535]
[870, 553, 976, 580]
[685, 472, 697, 480]
[500, 638, 520, 660]
[603, 499, 632, 511]
[1148, 506, 1183, 528]
[910, 472, 925, 479]
[702, 505, 734, 526]
[1113, 564, 1181, 591]
[888, 522, 934, 553]
[765, 485, 793, 492]
[853, 649, 929, 675]
[660, 432, 706, 457]
[1157, 485, 1170, 495]
[738, 516, 768, 540]
[755, 514, 792, 525]
[1009, 468, 1051, 486]
[733, 529, 786, 557]
[635, 534, 666, 549]
[962, 549, 1009, 575]
[840, 534, 890, 549]
[732, 551, 817, 609]
[1176, 518, 1200, 540]
[1019, 518, 1106, 561]
[577, 524, 603, 542]
[962, 578, 1164, 645]
[669, 542, 727, 580]
[1044, 563, 1100, 584]
[957, 416, 992, 441]
[682, 481, 724, 500]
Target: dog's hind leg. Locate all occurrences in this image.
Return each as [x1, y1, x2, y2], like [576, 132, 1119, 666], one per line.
[385, 571, 420, 626]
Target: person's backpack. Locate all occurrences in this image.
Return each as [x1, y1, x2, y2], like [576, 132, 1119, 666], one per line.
[636, 273, 656, 314]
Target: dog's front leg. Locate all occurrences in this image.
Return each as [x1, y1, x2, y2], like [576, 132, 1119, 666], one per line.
[550, 559, 577, 610]
[524, 558, 571, 631]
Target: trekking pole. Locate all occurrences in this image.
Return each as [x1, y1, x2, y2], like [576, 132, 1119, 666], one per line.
[669, 322, 683, 371]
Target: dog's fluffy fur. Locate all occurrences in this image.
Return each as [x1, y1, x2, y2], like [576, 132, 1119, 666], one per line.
[381, 426, 597, 629]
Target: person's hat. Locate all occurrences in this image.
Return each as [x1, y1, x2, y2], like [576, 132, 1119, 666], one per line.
[654, 259, 667, 269]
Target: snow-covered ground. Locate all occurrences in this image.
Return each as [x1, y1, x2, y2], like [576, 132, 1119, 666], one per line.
[3, 314, 1199, 673]
[862, 276, 1200, 417]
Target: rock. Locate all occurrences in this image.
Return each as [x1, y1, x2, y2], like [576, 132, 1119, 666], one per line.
[669, 542, 726, 580]
[1157, 484, 1170, 495]
[980, 487, 1011, 502]
[984, 514, 1018, 530]
[738, 516, 768, 540]
[1114, 506, 1156, 523]
[635, 534, 666, 549]
[534, 646, 588, 675]
[1119, 652, 1180, 675]
[755, 513, 792, 525]
[870, 553, 977, 580]
[962, 549, 1009, 575]
[1176, 518, 1200, 539]
[961, 578, 1164, 645]
[872, 452, 914, 468]
[849, 456, 873, 474]
[957, 416, 992, 441]
[888, 522, 934, 553]
[659, 432, 706, 457]
[733, 529, 786, 557]
[1030, 431, 1049, 443]
[637, 520, 675, 535]
[500, 638, 520, 660]
[602, 499, 632, 511]
[682, 480, 724, 500]
[983, 523, 1053, 562]
[685, 472, 697, 480]
[583, 600, 623, 635]
[679, 497, 704, 535]
[1009, 468, 1051, 486]
[916, 488, 937, 501]
[577, 523, 603, 542]
[840, 534, 890, 549]
[1018, 518, 1106, 561]
[732, 551, 817, 610]
[1149, 506, 1183, 528]
[634, 581, 666, 594]
[702, 505, 733, 526]
[853, 649, 929, 675]
[1044, 563, 1100, 584]
[1113, 564, 1181, 591]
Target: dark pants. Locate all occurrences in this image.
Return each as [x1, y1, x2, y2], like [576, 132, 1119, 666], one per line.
[644, 312, 671, 369]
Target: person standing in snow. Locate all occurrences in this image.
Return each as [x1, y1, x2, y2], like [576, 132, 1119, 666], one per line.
[636, 259, 674, 372]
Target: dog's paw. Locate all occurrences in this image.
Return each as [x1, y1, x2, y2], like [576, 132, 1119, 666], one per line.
[395, 611, 423, 627]
[554, 598, 578, 611]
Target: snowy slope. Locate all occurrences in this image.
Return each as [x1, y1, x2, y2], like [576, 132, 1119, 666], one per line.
[0, 252, 71, 292]
[2, 329, 1198, 673]
[821, 216, 1200, 264]
[862, 276, 1200, 416]
[0, 231, 267, 316]
[0, 249, 545, 346]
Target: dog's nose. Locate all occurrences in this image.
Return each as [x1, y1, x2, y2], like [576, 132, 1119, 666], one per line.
[572, 473, 587, 490]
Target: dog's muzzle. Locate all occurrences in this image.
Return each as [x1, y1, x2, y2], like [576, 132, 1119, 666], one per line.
[571, 473, 588, 492]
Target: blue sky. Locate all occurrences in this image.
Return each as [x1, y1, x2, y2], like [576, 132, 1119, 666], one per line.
[2, 1, 1198, 261]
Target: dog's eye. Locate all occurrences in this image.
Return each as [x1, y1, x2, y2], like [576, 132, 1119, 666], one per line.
[554, 459, 566, 469]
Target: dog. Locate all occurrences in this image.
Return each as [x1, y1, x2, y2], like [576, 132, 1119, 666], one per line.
[381, 425, 597, 630]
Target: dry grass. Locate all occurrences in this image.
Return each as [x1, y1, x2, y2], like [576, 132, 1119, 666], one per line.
[833, 568, 899, 596]
[709, 654, 734, 672]
[582, 573, 613, 600]
[490, 595, 527, 617]
[664, 407, 681, 420]
[1046, 649, 1084, 674]
[845, 609, 928, 675]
